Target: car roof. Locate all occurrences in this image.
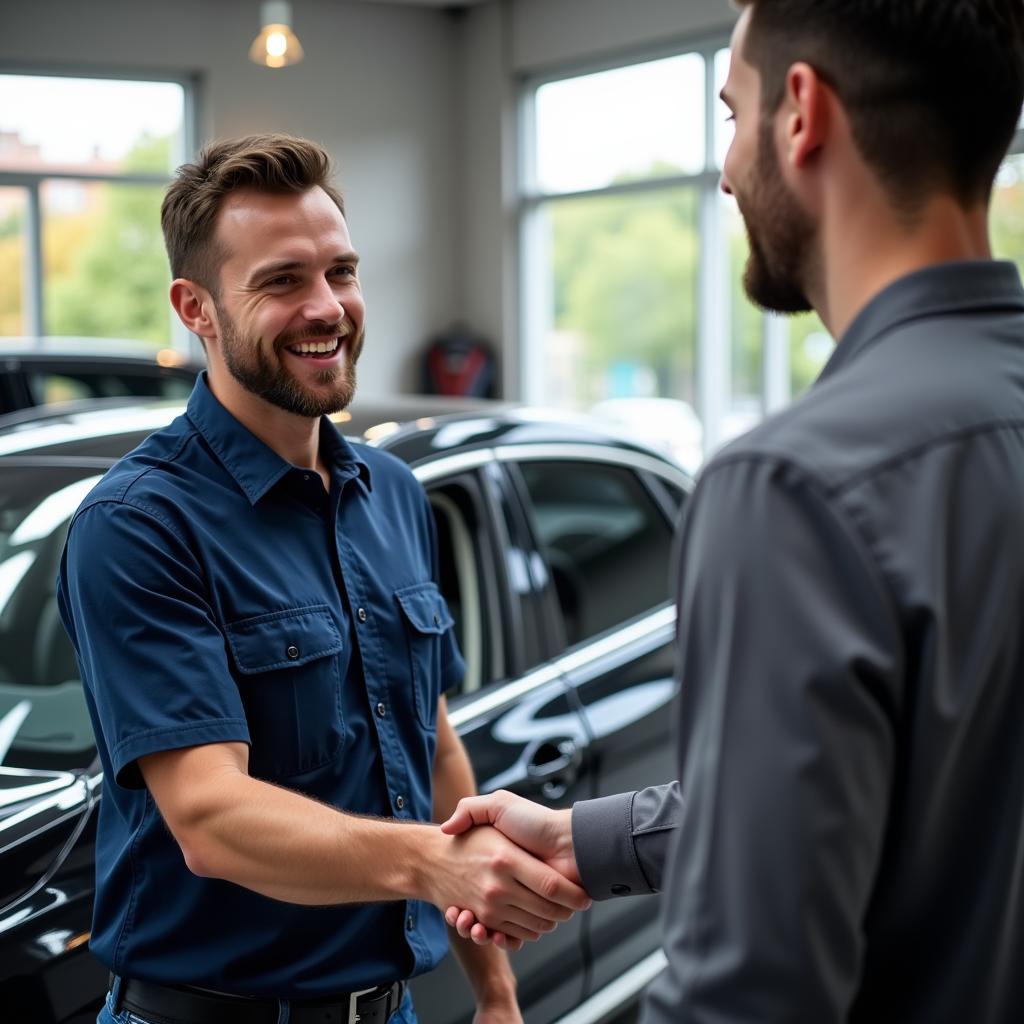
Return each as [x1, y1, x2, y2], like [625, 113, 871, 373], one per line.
[0, 336, 202, 369]
[0, 394, 689, 477]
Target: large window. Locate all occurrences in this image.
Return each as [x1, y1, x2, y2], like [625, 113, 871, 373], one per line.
[0, 73, 193, 347]
[521, 48, 1024, 470]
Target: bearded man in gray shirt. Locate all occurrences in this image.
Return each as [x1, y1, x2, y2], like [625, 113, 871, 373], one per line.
[441, 2, 1024, 1022]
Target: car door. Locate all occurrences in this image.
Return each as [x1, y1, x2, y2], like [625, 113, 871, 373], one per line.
[408, 456, 589, 1024]
[503, 449, 690, 998]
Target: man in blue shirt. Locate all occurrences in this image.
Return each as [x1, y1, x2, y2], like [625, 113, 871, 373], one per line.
[57, 134, 590, 1024]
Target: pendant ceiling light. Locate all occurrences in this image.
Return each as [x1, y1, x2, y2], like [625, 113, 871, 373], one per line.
[250, 1, 304, 68]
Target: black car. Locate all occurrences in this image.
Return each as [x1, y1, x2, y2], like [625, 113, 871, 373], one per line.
[0, 338, 203, 419]
[0, 399, 690, 1024]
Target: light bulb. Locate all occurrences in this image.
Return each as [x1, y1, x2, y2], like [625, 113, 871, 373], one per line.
[249, 2, 304, 68]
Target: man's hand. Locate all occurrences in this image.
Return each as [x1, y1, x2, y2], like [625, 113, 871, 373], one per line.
[422, 819, 590, 944]
[439, 791, 582, 948]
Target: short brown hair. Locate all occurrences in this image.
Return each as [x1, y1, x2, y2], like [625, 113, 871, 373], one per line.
[161, 133, 346, 292]
[734, 0, 1024, 210]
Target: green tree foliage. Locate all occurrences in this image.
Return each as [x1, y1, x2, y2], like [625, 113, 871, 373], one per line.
[0, 204, 24, 334]
[550, 186, 699, 404]
[45, 134, 171, 344]
[992, 156, 1024, 274]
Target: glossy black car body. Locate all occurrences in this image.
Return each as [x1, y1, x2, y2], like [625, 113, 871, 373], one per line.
[0, 338, 203, 419]
[0, 398, 691, 1024]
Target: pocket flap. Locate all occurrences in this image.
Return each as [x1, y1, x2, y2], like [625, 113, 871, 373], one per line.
[394, 583, 454, 635]
[225, 605, 343, 674]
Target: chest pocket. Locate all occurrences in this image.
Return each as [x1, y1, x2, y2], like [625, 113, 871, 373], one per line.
[225, 605, 345, 780]
[395, 582, 454, 730]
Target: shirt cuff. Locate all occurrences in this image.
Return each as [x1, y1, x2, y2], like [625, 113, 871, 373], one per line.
[571, 791, 655, 900]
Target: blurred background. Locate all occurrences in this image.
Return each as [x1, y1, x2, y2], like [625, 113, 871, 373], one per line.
[1, 0, 1022, 470]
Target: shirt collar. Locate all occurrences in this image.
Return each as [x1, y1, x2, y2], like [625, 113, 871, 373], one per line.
[185, 372, 372, 505]
[816, 260, 1024, 385]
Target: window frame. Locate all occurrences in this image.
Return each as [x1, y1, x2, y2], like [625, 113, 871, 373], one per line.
[519, 47, 1024, 463]
[0, 64, 199, 352]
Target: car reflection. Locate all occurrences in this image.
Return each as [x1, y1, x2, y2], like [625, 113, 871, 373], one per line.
[483, 678, 675, 793]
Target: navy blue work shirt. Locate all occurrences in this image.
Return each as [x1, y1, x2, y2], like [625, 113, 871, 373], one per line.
[57, 373, 463, 997]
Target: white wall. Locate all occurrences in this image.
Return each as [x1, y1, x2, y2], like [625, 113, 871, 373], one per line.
[0, 0, 461, 393]
[454, 0, 736, 398]
[510, 0, 732, 73]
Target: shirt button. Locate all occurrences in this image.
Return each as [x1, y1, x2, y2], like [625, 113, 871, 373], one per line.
[433, 613, 440, 626]
[395, 795, 405, 811]
[611, 883, 631, 896]
[286, 645, 299, 660]
[376, 702, 386, 718]
[406, 915, 414, 931]
[357, 608, 368, 623]
[303, 473, 310, 482]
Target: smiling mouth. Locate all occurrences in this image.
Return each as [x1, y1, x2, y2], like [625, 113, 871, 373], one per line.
[284, 336, 343, 360]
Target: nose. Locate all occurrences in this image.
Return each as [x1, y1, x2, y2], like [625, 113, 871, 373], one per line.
[302, 276, 345, 324]
[719, 173, 733, 197]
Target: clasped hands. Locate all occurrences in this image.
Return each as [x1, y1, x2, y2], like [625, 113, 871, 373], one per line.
[433, 790, 584, 952]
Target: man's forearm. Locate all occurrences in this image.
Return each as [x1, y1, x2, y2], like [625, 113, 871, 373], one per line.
[179, 768, 441, 905]
[145, 731, 589, 940]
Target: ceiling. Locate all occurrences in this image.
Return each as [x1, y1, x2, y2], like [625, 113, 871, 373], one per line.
[357, 0, 490, 7]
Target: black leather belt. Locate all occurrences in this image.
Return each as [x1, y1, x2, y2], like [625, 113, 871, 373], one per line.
[111, 974, 407, 1024]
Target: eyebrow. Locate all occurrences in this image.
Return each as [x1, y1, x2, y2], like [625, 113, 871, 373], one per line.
[719, 87, 735, 110]
[246, 252, 360, 287]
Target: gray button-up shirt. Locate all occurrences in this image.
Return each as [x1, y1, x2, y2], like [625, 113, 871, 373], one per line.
[574, 261, 1024, 1023]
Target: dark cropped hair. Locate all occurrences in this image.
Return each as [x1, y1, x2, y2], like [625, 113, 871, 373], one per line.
[735, 0, 1024, 210]
[161, 133, 345, 292]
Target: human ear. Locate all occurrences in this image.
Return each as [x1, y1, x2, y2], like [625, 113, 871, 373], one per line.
[170, 279, 218, 340]
[783, 62, 830, 169]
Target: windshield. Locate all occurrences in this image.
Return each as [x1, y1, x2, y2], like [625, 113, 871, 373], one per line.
[0, 464, 105, 771]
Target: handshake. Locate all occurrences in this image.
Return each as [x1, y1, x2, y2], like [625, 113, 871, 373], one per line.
[429, 790, 587, 952]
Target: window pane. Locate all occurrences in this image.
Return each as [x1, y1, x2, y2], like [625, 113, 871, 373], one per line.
[534, 55, 705, 194]
[0, 187, 26, 335]
[43, 181, 171, 344]
[0, 76, 184, 176]
[517, 462, 675, 646]
[993, 154, 1024, 275]
[536, 187, 699, 414]
[789, 311, 832, 398]
[714, 48, 734, 170]
[724, 195, 764, 437]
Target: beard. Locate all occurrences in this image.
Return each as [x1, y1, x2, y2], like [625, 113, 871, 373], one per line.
[736, 117, 817, 314]
[216, 306, 364, 418]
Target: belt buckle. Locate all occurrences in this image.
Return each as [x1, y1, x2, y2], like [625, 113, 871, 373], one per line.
[348, 985, 377, 1024]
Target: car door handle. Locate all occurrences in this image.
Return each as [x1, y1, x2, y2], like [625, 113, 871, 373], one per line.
[526, 739, 582, 800]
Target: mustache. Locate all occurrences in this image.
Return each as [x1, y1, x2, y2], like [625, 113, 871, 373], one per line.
[277, 322, 352, 347]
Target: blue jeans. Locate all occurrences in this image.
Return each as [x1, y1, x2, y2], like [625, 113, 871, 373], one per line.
[96, 978, 419, 1024]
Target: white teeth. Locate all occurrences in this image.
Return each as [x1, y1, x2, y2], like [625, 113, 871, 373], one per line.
[289, 338, 340, 355]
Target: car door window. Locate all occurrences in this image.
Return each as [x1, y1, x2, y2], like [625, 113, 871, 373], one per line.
[516, 460, 677, 648]
[0, 464, 102, 770]
[427, 476, 505, 696]
[27, 369, 194, 405]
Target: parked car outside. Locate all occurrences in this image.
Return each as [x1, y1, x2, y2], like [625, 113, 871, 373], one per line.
[589, 397, 704, 476]
[0, 397, 690, 1024]
[0, 338, 205, 418]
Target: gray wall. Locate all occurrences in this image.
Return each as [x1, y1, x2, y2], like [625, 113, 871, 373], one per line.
[0, 0, 461, 393]
[1, 0, 736, 397]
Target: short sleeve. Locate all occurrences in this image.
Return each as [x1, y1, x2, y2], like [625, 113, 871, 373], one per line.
[58, 500, 250, 788]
